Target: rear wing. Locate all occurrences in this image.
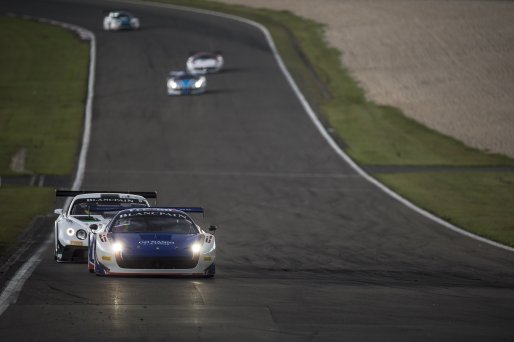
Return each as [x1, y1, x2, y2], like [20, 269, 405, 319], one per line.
[55, 190, 157, 199]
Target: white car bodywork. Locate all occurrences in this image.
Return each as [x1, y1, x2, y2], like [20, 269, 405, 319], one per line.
[186, 52, 224, 74]
[53, 192, 152, 262]
[103, 11, 140, 31]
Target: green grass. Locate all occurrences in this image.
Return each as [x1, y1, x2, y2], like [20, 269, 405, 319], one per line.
[0, 16, 88, 175]
[376, 173, 514, 246]
[0, 187, 54, 256]
[0, 16, 89, 255]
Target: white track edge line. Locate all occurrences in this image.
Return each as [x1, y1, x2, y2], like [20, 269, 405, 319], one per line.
[129, 0, 514, 253]
[0, 16, 95, 317]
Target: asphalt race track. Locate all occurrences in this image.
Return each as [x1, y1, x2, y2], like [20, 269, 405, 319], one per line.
[1, 0, 514, 340]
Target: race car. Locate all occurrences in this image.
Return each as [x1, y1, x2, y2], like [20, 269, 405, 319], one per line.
[186, 51, 224, 74]
[88, 207, 217, 277]
[53, 191, 156, 262]
[103, 11, 140, 31]
[166, 71, 206, 95]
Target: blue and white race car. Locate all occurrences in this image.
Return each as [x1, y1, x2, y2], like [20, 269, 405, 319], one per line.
[88, 207, 217, 277]
[103, 11, 140, 31]
[166, 71, 206, 95]
[53, 191, 155, 262]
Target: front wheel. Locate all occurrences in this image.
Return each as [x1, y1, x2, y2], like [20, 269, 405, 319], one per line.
[204, 263, 215, 278]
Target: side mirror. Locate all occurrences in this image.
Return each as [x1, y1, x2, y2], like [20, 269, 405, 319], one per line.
[208, 225, 217, 234]
[90, 224, 99, 232]
[54, 209, 63, 215]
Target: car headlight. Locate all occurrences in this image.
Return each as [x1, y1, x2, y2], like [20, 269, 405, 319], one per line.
[66, 228, 75, 236]
[191, 242, 202, 254]
[194, 78, 205, 88]
[112, 242, 123, 253]
[76, 229, 87, 240]
[168, 80, 178, 89]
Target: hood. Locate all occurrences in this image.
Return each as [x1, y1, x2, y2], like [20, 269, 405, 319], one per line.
[179, 78, 195, 88]
[112, 233, 201, 258]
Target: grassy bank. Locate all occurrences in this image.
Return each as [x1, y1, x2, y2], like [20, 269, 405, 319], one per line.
[0, 16, 88, 175]
[0, 187, 54, 256]
[376, 173, 514, 246]
[0, 16, 89, 255]
[147, 0, 514, 246]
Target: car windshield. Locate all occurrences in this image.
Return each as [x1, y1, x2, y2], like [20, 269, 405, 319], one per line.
[111, 213, 198, 234]
[177, 75, 195, 80]
[115, 12, 131, 18]
[70, 198, 148, 217]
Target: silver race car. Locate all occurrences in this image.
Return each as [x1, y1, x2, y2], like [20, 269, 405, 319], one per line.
[53, 191, 156, 262]
[186, 51, 224, 74]
[103, 11, 140, 31]
[167, 71, 206, 95]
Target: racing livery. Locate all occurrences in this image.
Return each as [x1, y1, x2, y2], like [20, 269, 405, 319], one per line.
[166, 71, 206, 95]
[186, 51, 224, 74]
[53, 191, 156, 262]
[103, 11, 140, 31]
[88, 207, 217, 277]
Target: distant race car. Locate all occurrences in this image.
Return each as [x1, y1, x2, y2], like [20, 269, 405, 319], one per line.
[167, 71, 206, 95]
[53, 191, 156, 262]
[88, 207, 217, 277]
[103, 11, 140, 31]
[186, 51, 224, 74]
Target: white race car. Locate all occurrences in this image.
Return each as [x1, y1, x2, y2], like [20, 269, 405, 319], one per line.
[103, 11, 140, 31]
[186, 51, 224, 74]
[89, 207, 217, 277]
[53, 191, 156, 262]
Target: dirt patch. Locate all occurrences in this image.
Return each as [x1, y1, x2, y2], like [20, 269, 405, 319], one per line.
[10, 148, 27, 173]
[217, 0, 514, 158]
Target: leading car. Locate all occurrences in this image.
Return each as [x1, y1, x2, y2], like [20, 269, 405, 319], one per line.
[103, 11, 140, 31]
[88, 207, 217, 277]
[53, 191, 156, 262]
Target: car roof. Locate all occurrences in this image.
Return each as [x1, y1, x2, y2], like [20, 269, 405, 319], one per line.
[191, 51, 218, 58]
[110, 11, 132, 17]
[72, 193, 146, 200]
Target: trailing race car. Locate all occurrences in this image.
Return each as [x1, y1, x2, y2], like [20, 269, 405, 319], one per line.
[103, 11, 140, 31]
[88, 207, 217, 277]
[166, 71, 206, 95]
[53, 191, 156, 262]
[186, 51, 224, 74]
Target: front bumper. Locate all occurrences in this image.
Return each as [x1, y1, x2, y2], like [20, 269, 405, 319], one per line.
[95, 251, 215, 276]
[167, 86, 206, 95]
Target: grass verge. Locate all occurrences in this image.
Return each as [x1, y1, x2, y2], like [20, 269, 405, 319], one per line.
[376, 173, 514, 246]
[0, 16, 88, 255]
[0, 16, 88, 175]
[0, 187, 54, 256]
[147, 0, 514, 246]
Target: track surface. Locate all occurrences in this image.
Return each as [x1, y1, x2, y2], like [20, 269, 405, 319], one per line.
[1, 0, 514, 340]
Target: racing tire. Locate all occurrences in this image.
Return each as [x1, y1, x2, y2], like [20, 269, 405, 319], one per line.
[204, 263, 215, 278]
[54, 240, 65, 262]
